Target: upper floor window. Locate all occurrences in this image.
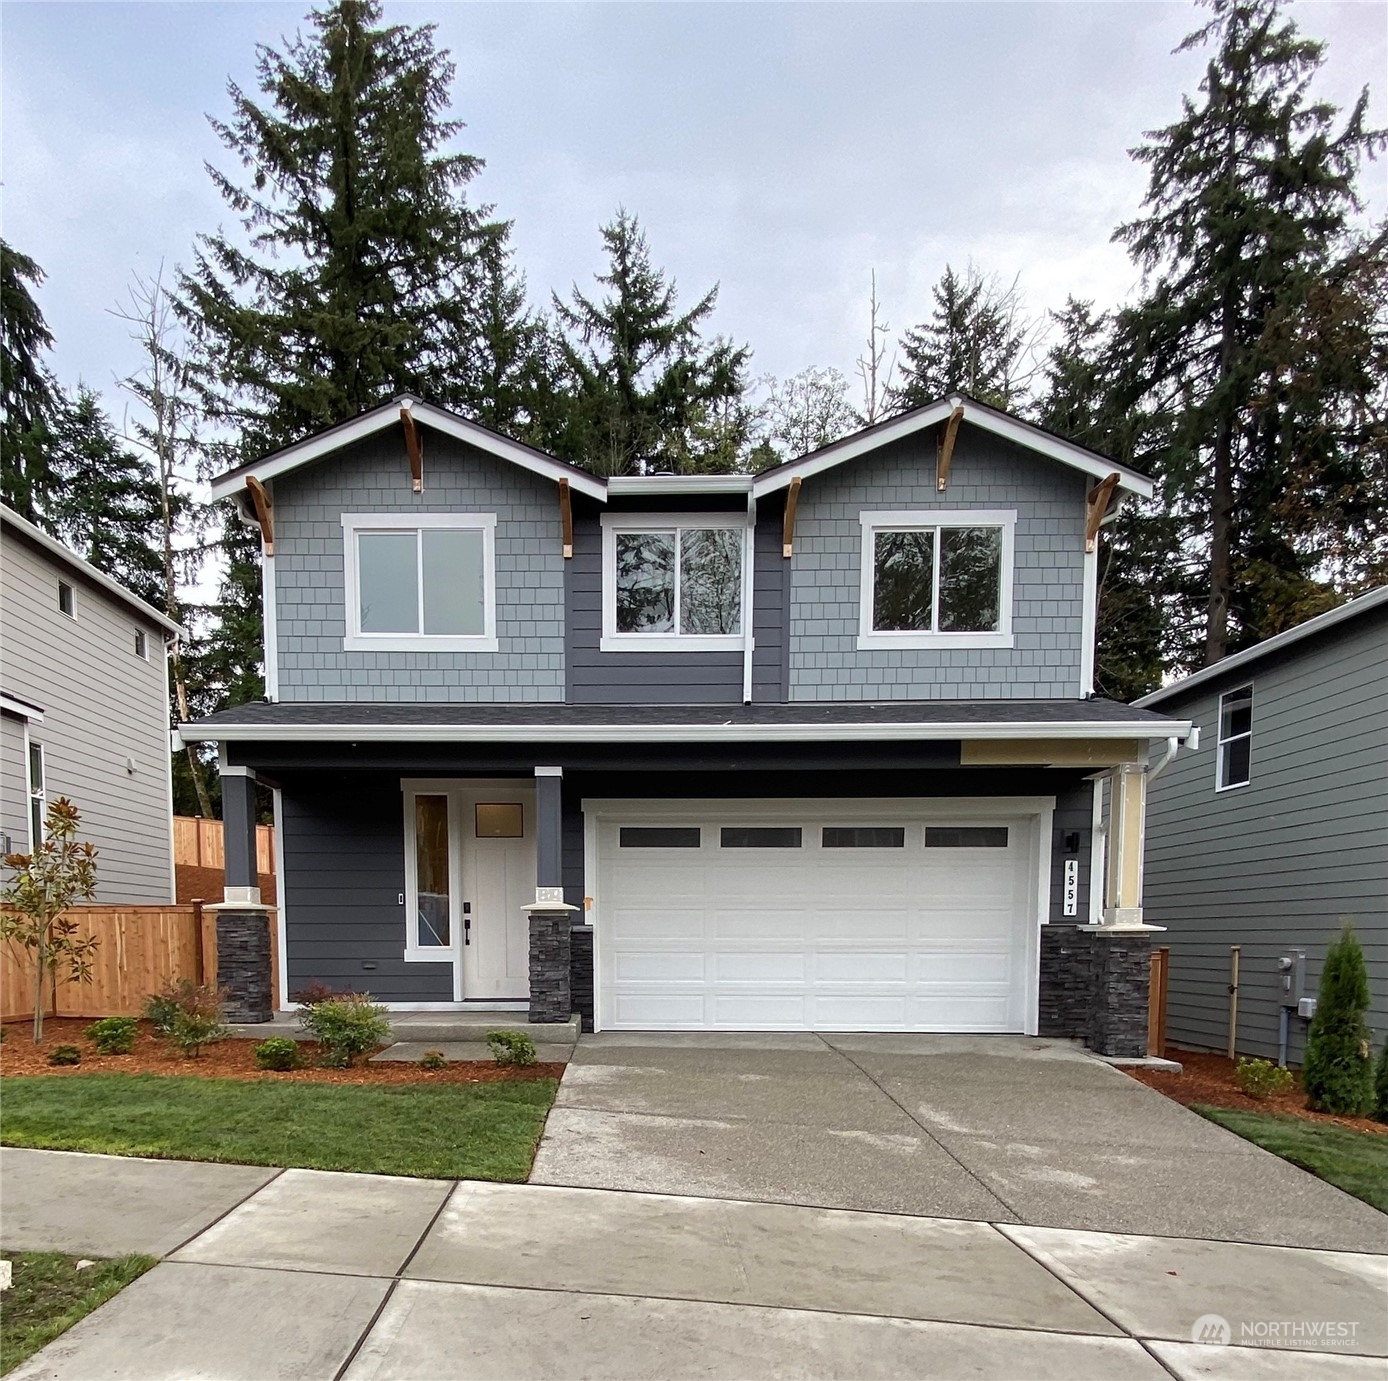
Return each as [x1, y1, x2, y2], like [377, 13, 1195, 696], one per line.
[57, 581, 75, 618]
[341, 513, 497, 653]
[601, 514, 746, 652]
[857, 509, 1015, 650]
[1216, 685, 1253, 791]
[27, 742, 45, 847]
[133, 629, 148, 659]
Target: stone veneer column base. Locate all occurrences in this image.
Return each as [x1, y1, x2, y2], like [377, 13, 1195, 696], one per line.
[1086, 929, 1154, 1058]
[213, 907, 273, 1023]
[569, 925, 594, 1033]
[526, 907, 574, 1024]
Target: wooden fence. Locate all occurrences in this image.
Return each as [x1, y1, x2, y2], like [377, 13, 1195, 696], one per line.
[1, 903, 280, 1023]
[1148, 945, 1170, 1058]
[174, 817, 276, 875]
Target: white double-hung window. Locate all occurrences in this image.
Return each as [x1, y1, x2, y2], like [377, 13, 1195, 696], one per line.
[342, 513, 497, 652]
[601, 513, 748, 652]
[858, 509, 1015, 650]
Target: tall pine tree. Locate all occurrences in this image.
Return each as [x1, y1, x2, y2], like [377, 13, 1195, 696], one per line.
[891, 264, 1032, 413]
[178, 0, 504, 709]
[1114, 0, 1386, 666]
[551, 209, 750, 476]
[1, 241, 61, 522]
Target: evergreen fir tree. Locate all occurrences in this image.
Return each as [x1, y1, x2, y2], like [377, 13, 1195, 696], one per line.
[1301, 924, 1375, 1116]
[551, 209, 750, 476]
[1, 240, 62, 521]
[178, 0, 502, 708]
[1374, 1037, 1388, 1124]
[48, 387, 165, 607]
[1114, 0, 1386, 667]
[890, 264, 1032, 413]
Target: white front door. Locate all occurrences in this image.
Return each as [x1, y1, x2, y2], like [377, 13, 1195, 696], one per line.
[404, 781, 535, 1002]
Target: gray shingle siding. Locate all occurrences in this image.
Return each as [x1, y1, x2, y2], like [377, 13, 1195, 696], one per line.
[1144, 608, 1388, 1063]
[788, 429, 1088, 700]
[272, 431, 565, 701]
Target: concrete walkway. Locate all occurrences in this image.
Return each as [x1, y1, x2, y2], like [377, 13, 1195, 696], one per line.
[532, 1032, 1388, 1251]
[3, 1148, 1385, 1380]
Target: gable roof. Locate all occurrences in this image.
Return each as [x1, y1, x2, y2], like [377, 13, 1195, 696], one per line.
[208, 396, 607, 503]
[1134, 586, 1388, 709]
[1, 505, 185, 637]
[750, 394, 1155, 500]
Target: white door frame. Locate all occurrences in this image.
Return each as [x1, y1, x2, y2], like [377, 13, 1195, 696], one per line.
[582, 795, 1054, 1035]
[401, 777, 535, 1004]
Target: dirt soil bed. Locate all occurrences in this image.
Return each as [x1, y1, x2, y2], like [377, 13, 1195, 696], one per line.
[1127, 1049, 1387, 1135]
[0, 1018, 563, 1087]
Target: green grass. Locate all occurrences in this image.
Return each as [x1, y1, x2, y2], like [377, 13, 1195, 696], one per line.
[1196, 1106, 1388, 1212]
[1, 1251, 156, 1374]
[0, 1074, 557, 1181]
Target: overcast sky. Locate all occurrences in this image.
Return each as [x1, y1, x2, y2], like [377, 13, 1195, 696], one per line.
[4, 0, 1386, 416]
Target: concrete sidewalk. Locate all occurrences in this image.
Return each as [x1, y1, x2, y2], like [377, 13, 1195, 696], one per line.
[532, 1032, 1388, 1251]
[2, 1148, 1386, 1380]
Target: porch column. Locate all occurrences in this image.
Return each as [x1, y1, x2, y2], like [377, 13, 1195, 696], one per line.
[211, 764, 273, 1024]
[527, 766, 578, 1023]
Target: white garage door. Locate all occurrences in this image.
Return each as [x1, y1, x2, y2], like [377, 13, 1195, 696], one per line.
[594, 805, 1038, 1032]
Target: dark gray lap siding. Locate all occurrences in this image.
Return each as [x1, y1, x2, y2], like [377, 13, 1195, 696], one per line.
[280, 774, 451, 1002]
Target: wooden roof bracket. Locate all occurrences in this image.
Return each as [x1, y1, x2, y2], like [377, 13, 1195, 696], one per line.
[401, 406, 423, 492]
[1085, 472, 1121, 552]
[245, 475, 274, 556]
[936, 405, 965, 491]
[782, 475, 802, 557]
[558, 478, 573, 559]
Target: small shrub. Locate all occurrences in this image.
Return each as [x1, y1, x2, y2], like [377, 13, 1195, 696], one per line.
[1375, 1039, 1388, 1125]
[47, 1045, 82, 1066]
[85, 1016, 139, 1055]
[487, 1030, 536, 1067]
[290, 980, 349, 1007]
[1233, 1057, 1294, 1100]
[143, 979, 211, 1036]
[317, 1047, 351, 1070]
[254, 1037, 300, 1072]
[146, 981, 229, 1058]
[419, 1049, 447, 1071]
[300, 993, 389, 1066]
[1302, 924, 1375, 1116]
[171, 1009, 230, 1059]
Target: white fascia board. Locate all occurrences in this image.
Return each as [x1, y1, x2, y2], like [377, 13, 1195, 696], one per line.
[0, 693, 45, 722]
[1135, 585, 1388, 708]
[608, 475, 754, 495]
[209, 397, 607, 503]
[182, 718, 1192, 745]
[752, 400, 1155, 500]
[0, 505, 186, 637]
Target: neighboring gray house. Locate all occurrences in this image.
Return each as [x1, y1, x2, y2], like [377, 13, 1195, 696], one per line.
[1, 505, 181, 901]
[184, 394, 1193, 1054]
[1136, 589, 1388, 1064]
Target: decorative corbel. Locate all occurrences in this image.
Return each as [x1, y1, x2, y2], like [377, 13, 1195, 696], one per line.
[936, 405, 964, 491]
[782, 476, 802, 558]
[245, 476, 274, 556]
[558, 478, 573, 559]
[1085, 472, 1121, 552]
[400, 406, 423, 492]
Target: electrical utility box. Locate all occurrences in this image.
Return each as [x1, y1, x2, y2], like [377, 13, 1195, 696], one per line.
[1278, 950, 1307, 1008]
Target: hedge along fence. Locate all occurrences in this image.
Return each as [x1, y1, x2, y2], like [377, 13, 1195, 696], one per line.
[0, 903, 281, 1023]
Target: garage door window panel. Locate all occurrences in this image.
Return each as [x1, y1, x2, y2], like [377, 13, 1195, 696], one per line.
[720, 827, 802, 848]
[822, 827, 906, 848]
[925, 827, 1010, 848]
[859, 509, 1014, 650]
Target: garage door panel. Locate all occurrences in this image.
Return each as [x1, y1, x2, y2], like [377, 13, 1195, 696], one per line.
[611, 951, 707, 982]
[710, 909, 813, 940]
[611, 993, 707, 1027]
[712, 952, 809, 982]
[812, 994, 911, 1028]
[712, 994, 808, 1027]
[814, 951, 911, 982]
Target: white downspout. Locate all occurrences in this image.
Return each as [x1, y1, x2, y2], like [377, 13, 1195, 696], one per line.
[742, 492, 756, 705]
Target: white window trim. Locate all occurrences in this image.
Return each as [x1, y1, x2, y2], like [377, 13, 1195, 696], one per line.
[26, 741, 45, 850]
[134, 628, 150, 661]
[57, 580, 76, 620]
[857, 509, 1016, 651]
[1215, 684, 1253, 793]
[341, 512, 498, 653]
[600, 511, 752, 654]
[401, 782, 461, 970]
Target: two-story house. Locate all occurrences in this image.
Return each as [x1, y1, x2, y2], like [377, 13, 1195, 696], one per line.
[2, 504, 182, 901]
[181, 395, 1192, 1054]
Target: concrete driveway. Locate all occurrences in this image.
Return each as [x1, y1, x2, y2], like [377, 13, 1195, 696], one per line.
[531, 1033, 1388, 1252]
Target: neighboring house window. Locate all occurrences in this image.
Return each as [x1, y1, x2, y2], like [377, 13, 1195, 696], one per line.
[134, 629, 148, 659]
[57, 581, 75, 618]
[601, 514, 747, 652]
[27, 743, 45, 847]
[857, 509, 1015, 650]
[341, 513, 497, 653]
[1217, 685, 1253, 791]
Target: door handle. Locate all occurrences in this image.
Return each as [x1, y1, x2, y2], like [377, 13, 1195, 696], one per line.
[463, 901, 471, 946]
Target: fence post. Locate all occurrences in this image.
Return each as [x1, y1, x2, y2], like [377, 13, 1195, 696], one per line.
[191, 901, 205, 986]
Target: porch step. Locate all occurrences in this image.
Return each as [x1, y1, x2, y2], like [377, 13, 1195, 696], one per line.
[228, 1013, 581, 1045]
[369, 1038, 575, 1065]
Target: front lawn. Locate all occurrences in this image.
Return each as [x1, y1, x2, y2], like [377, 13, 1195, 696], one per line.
[1196, 1106, 1388, 1213]
[0, 1073, 557, 1181]
[1, 1251, 155, 1375]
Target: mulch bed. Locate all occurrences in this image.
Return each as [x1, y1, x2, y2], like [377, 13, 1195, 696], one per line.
[1127, 1048, 1387, 1135]
[0, 1018, 563, 1087]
